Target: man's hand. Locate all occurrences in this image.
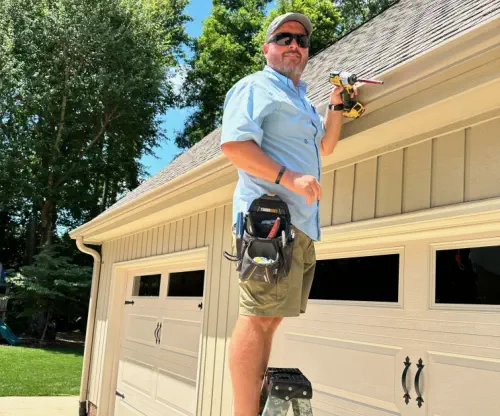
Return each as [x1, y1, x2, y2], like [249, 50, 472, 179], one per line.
[329, 84, 358, 105]
[281, 170, 321, 205]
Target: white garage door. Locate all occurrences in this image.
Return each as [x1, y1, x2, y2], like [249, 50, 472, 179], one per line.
[270, 214, 500, 416]
[114, 267, 205, 416]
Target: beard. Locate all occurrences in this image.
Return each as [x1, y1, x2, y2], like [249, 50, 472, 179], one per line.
[276, 52, 307, 78]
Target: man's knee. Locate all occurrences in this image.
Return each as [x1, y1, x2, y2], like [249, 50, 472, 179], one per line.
[241, 315, 283, 334]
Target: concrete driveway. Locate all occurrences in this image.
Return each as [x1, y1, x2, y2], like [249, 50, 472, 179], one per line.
[0, 396, 79, 416]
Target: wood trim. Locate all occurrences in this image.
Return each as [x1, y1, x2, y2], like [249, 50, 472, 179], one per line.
[319, 197, 500, 247]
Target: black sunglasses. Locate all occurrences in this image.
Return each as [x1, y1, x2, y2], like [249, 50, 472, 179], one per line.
[269, 32, 310, 48]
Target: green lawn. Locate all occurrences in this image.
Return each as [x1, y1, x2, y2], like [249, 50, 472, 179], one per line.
[0, 344, 84, 396]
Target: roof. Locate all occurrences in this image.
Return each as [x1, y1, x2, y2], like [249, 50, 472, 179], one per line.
[103, 0, 500, 215]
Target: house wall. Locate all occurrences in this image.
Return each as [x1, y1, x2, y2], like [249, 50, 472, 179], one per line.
[87, 113, 500, 415]
[321, 117, 500, 227]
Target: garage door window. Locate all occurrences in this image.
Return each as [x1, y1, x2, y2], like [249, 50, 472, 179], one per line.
[310, 254, 399, 302]
[133, 274, 161, 297]
[435, 245, 500, 305]
[167, 270, 204, 297]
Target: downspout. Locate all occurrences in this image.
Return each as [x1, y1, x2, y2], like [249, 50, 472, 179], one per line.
[76, 237, 102, 416]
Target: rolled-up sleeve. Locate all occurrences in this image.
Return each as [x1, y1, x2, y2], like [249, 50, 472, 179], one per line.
[221, 81, 277, 148]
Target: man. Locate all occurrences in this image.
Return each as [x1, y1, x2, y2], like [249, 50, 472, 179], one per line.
[221, 12, 352, 416]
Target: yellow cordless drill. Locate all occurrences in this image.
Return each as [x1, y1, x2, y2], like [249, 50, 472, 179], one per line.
[329, 71, 384, 119]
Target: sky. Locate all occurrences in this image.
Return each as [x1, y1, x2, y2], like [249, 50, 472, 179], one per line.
[140, 0, 276, 177]
[139, 0, 214, 177]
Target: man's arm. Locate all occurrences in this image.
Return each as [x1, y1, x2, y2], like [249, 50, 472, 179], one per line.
[319, 85, 357, 156]
[221, 140, 322, 205]
[320, 107, 343, 156]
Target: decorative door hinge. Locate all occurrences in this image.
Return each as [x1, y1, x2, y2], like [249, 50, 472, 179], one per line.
[124, 300, 134, 305]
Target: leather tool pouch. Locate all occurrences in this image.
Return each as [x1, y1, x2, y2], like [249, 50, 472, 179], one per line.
[224, 194, 295, 284]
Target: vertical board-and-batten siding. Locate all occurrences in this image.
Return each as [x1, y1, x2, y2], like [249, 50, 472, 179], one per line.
[86, 116, 500, 413]
[86, 209, 237, 407]
[323, 117, 500, 228]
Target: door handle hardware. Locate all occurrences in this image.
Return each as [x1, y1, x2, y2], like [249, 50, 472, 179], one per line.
[124, 300, 134, 305]
[157, 322, 162, 344]
[198, 302, 203, 310]
[415, 358, 425, 408]
[116, 391, 125, 399]
[154, 322, 160, 344]
[401, 356, 411, 405]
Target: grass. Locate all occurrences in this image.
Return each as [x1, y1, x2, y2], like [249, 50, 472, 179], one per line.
[0, 344, 84, 396]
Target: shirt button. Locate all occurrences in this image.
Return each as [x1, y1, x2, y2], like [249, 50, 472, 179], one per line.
[304, 139, 308, 144]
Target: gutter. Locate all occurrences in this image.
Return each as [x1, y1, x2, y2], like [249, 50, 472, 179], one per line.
[76, 237, 102, 416]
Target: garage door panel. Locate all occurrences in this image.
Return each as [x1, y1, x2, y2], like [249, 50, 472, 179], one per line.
[116, 267, 204, 416]
[158, 356, 197, 381]
[274, 331, 401, 414]
[156, 368, 197, 415]
[160, 317, 200, 355]
[121, 356, 155, 397]
[115, 399, 147, 416]
[427, 351, 500, 416]
[312, 388, 402, 416]
[125, 314, 159, 347]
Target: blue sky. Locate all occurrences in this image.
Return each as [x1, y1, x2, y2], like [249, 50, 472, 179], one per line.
[139, 0, 213, 177]
[140, 0, 276, 177]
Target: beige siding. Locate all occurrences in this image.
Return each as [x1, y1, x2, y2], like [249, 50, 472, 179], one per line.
[352, 158, 377, 222]
[86, 212, 223, 409]
[403, 141, 432, 212]
[332, 165, 355, 225]
[320, 172, 334, 227]
[431, 131, 465, 207]
[325, 117, 500, 228]
[467, 118, 500, 201]
[376, 150, 404, 217]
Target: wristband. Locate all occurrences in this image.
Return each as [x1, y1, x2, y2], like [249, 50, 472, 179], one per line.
[328, 103, 344, 111]
[275, 166, 287, 184]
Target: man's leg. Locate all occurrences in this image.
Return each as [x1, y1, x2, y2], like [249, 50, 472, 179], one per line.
[229, 315, 283, 416]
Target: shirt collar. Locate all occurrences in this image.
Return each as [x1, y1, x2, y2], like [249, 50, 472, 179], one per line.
[263, 65, 308, 94]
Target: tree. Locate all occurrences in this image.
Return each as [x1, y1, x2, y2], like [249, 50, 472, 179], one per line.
[177, 0, 342, 150]
[0, 0, 190, 251]
[334, 0, 398, 34]
[176, 0, 273, 149]
[7, 244, 92, 341]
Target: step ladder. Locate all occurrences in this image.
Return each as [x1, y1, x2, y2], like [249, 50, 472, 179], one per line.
[259, 368, 313, 415]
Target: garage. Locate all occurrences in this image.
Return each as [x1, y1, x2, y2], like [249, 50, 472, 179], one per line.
[271, 203, 500, 415]
[113, 254, 207, 416]
[70, 2, 500, 415]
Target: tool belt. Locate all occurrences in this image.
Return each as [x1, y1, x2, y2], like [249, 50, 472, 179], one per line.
[224, 194, 295, 284]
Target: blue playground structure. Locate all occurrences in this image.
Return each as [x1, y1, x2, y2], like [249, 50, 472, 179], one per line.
[0, 319, 19, 345]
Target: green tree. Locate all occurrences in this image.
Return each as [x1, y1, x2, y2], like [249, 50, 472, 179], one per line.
[335, 0, 398, 34]
[6, 245, 92, 341]
[0, 0, 190, 251]
[176, 0, 341, 150]
[176, 0, 272, 149]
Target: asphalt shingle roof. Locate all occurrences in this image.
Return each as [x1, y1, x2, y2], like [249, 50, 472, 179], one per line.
[104, 0, 500, 215]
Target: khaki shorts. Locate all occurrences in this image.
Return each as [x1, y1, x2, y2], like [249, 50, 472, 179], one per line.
[232, 226, 316, 317]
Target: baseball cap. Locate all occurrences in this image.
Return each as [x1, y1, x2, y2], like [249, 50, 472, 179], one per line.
[265, 12, 313, 42]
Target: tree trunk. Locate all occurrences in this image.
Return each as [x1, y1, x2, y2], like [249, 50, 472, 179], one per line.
[24, 201, 38, 264]
[40, 309, 52, 343]
[40, 199, 55, 247]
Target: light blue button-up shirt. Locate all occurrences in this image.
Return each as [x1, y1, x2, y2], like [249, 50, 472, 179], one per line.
[221, 65, 325, 241]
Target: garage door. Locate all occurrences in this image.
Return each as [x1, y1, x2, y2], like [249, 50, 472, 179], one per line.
[270, 217, 500, 416]
[114, 267, 205, 416]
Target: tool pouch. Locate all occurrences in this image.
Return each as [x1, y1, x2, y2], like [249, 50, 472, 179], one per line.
[224, 194, 295, 284]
